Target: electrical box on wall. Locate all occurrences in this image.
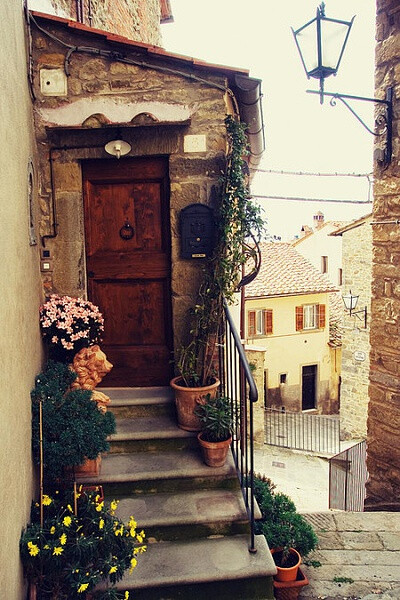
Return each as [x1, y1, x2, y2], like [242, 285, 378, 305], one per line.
[180, 203, 215, 259]
[40, 68, 68, 96]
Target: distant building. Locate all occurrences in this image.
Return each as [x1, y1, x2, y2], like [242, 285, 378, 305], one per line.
[245, 243, 338, 414]
[330, 214, 372, 441]
[293, 212, 347, 288]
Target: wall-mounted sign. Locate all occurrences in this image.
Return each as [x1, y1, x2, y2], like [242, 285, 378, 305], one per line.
[354, 350, 366, 362]
[180, 203, 215, 259]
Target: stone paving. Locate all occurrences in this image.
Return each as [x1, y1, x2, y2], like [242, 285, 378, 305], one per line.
[254, 445, 400, 600]
[299, 512, 400, 600]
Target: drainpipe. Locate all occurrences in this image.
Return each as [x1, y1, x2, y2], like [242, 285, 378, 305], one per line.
[232, 75, 265, 172]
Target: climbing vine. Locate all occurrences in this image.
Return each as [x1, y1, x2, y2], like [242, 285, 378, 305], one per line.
[176, 115, 266, 387]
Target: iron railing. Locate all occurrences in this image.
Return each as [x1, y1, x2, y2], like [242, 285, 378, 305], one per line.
[265, 408, 340, 455]
[329, 440, 367, 511]
[220, 299, 258, 553]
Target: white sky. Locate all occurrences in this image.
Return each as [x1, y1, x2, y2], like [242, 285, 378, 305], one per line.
[162, 1, 376, 239]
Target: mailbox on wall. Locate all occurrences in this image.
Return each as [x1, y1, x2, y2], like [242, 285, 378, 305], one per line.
[180, 203, 215, 259]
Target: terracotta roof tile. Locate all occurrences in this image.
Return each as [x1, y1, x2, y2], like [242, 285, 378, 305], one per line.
[30, 11, 249, 77]
[245, 242, 337, 298]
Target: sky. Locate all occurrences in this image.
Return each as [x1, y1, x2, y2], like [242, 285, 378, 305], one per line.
[162, 1, 376, 239]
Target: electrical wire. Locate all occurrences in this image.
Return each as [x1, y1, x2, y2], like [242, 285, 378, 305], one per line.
[250, 167, 373, 178]
[252, 194, 372, 205]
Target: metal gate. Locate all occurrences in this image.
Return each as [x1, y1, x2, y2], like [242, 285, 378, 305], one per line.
[265, 408, 340, 454]
[329, 440, 367, 511]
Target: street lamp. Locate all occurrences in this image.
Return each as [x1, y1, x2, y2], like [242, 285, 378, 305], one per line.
[342, 291, 367, 329]
[291, 2, 354, 105]
[292, 3, 393, 164]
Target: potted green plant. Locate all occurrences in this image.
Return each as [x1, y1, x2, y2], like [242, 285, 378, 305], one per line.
[254, 475, 317, 584]
[20, 489, 146, 599]
[31, 360, 116, 481]
[194, 395, 233, 467]
[170, 116, 265, 430]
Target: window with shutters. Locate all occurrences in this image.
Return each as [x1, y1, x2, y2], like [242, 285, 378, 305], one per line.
[295, 304, 326, 331]
[248, 309, 273, 336]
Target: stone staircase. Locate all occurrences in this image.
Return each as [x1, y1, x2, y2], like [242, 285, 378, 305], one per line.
[78, 386, 276, 599]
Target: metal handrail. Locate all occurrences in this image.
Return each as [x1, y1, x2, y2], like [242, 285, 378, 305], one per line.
[220, 298, 258, 553]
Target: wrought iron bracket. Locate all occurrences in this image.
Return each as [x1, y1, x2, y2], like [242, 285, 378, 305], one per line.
[307, 86, 393, 165]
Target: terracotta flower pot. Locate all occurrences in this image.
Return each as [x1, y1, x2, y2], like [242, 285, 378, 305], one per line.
[197, 432, 232, 467]
[271, 548, 301, 582]
[74, 455, 101, 478]
[170, 377, 220, 431]
[273, 566, 309, 600]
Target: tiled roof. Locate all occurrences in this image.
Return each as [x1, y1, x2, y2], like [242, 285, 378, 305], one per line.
[245, 243, 337, 298]
[292, 220, 349, 245]
[30, 11, 249, 77]
[329, 213, 373, 236]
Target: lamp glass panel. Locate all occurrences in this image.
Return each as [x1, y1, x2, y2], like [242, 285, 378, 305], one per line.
[296, 19, 318, 74]
[320, 20, 351, 70]
[343, 294, 359, 311]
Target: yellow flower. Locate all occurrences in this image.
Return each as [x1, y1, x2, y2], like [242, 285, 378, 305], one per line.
[110, 500, 119, 512]
[130, 527, 136, 538]
[129, 557, 137, 573]
[42, 495, 52, 506]
[99, 519, 104, 530]
[124, 592, 130, 600]
[27, 542, 39, 556]
[95, 501, 104, 512]
[136, 530, 145, 544]
[128, 517, 137, 529]
[77, 583, 89, 594]
[60, 533, 67, 546]
[67, 504, 73, 513]
[114, 525, 124, 537]
[50, 526, 56, 535]
[109, 566, 118, 574]
[44, 545, 50, 550]
[63, 516, 72, 527]
[53, 546, 63, 556]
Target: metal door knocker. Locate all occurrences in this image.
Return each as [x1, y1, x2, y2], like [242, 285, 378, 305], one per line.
[119, 219, 134, 240]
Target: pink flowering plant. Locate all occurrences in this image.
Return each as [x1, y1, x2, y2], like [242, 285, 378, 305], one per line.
[20, 489, 146, 600]
[40, 295, 104, 362]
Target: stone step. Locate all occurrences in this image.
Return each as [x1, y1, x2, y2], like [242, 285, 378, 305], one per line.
[110, 534, 276, 600]
[108, 414, 197, 453]
[78, 448, 240, 496]
[115, 488, 250, 541]
[100, 386, 175, 418]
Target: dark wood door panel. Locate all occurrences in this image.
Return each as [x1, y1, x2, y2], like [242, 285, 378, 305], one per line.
[87, 254, 169, 280]
[102, 345, 172, 387]
[90, 279, 168, 346]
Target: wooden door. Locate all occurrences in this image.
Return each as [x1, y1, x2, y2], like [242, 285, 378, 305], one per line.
[302, 365, 317, 410]
[83, 157, 172, 387]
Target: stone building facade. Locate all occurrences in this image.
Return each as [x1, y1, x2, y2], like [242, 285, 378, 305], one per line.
[28, 0, 166, 45]
[367, 0, 400, 509]
[331, 215, 372, 441]
[29, 11, 262, 385]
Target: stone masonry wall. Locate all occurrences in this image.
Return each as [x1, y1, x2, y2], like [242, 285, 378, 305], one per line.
[340, 218, 372, 440]
[367, 0, 400, 509]
[29, 0, 162, 45]
[244, 347, 267, 448]
[31, 19, 228, 354]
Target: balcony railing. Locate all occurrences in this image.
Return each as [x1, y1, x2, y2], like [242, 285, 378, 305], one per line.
[220, 299, 258, 553]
